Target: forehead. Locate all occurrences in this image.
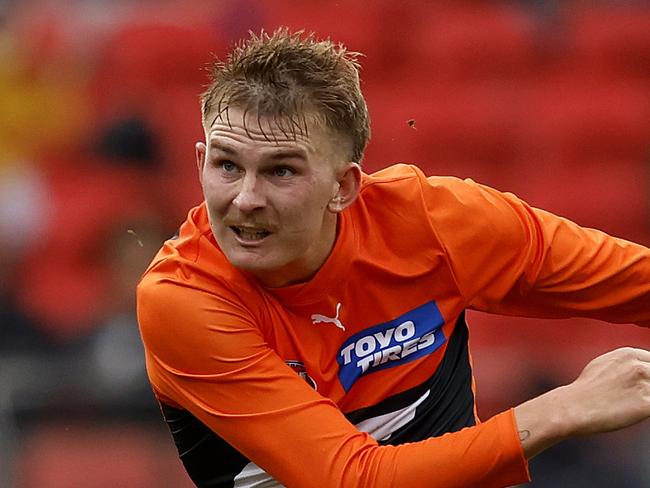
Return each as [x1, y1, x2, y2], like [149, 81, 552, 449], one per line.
[206, 107, 336, 156]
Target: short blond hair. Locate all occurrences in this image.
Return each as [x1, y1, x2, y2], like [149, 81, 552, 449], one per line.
[201, 28, 370, 163]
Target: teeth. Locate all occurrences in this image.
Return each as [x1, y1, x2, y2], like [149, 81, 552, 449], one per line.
[235, 227, 269, 241]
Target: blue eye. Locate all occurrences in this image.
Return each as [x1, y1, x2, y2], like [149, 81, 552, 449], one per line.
[272, 166, 295, 177]
[220, 161, 238, 173]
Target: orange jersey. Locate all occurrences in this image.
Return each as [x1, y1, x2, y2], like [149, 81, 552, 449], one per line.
[137, 164, 650, 487]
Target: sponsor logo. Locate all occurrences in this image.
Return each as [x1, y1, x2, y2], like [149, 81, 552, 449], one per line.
[311, 302, 345, 331]
[337, 301, 446, 391]
[285, 360, 318, 390]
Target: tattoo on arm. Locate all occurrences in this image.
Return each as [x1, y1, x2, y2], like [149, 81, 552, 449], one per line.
[519, 430, 531, 442]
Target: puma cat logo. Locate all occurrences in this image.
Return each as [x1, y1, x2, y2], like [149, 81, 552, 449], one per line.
[311, 302, 345, 331]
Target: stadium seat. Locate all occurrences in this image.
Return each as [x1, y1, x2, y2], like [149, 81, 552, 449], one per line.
[260, 1, 376, 49]
[145, 87, 205, 223]
[90, 18, 217, 223]
[258, 0, 412, 78]
[407, 4, 539, 81]
[91, 21, 223, 121]
[517, 73, 650, 162]
[468, 311, 650, 419]
[505, 156, 648, 244]
[364, 79, 521, 174]
[567, 5, 650, 78]
[14, 163, 159, 338]
[15, 423, 193, 488]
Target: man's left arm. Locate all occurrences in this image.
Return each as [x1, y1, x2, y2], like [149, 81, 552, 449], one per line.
[423, 176, 650, 326]
[483, 205, 650, 326]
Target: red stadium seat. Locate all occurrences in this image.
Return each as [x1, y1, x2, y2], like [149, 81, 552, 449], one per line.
[91, 21, 223, 121]
[517, 73, 650, 162]
[505, 156, 648, 244]
[14, 163, 159, 338]
[15, 423, 193, 488]
[257, 0, 413, 78]
[468, 311, 650, 418]
[567, 6, 650, 78]
[407, 4, 539, 82]
[90, 20, 219, 222]
[363, 79, 521, 175]
[146, 87, 205, 223]
[260, 1, 378, 51]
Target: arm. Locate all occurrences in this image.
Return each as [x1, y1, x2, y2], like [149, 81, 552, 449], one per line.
[420, 175, 650, 325]
[514, 347, 650, 459]
[419, 177, 650, 460]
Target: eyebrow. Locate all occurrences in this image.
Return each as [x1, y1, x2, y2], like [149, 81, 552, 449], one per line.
[209, 142, 308, 161]
[267, 149, 307, 161]
[209, 142, 236, 155]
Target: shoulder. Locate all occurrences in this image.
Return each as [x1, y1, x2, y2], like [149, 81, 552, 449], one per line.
[140, 202, 257, 305]
[356, 163, 500, 227]
[360, 163, 424, 196]
[356, 163, 533, 252]
[355, 164, 431, 220]
[366, 165, 529, 227]
[137, 206, 264, 372]
[421, 174, 535, 241]
[137, 266, 259, 365]
[348, 165, 444, 259]
[360, 163, 483, 206]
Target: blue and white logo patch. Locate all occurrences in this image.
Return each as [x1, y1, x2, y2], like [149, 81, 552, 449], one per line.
[337, 301, 446, 392]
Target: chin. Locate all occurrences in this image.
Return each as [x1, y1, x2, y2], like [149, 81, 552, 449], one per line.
[225, 250, 283, 273]
[225, 250, 303, 287]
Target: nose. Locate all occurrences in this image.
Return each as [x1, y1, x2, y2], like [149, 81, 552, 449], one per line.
[232, 173, 266, 212]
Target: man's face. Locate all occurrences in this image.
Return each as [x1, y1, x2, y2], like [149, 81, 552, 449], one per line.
[196, 107, 358, 287]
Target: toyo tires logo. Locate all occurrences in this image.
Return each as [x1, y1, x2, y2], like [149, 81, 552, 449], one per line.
[337, 301, 446, 391]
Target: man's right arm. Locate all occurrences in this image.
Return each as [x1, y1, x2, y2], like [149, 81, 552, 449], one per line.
[137, 278, 530, 487]
[514, 347, 650, 459]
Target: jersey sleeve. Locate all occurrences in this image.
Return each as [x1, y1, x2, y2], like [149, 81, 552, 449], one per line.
[137, 276, 530, 488]
[419, 174, 650, 326]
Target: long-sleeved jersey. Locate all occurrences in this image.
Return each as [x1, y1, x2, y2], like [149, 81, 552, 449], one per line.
[137, 164, 650, 488]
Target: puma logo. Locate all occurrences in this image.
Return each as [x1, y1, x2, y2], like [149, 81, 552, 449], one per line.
[311, 302, 345, 331]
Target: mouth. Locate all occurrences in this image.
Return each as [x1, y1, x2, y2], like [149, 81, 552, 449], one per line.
[230, 225, 271, 242]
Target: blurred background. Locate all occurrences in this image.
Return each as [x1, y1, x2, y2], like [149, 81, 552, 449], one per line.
[1, 0, 649, 486]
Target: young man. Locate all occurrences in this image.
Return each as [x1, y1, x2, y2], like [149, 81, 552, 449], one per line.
[137, 29, 650, 487]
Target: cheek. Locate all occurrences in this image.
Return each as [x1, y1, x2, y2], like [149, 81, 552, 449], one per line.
[202, 180, 230, 210]
[280, 201, 331, 239]
[303, 178, 335, 210]
[284, 188, 330, 217]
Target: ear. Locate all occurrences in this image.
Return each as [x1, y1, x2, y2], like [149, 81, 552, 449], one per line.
[327, 162, 362, 213]
[195, 142, 207, 184]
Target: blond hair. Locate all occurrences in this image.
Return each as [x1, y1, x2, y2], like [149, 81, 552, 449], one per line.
[201, 28, 370, 163]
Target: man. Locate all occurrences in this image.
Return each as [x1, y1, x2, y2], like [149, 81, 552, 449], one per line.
[137, 29, 650, 487]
